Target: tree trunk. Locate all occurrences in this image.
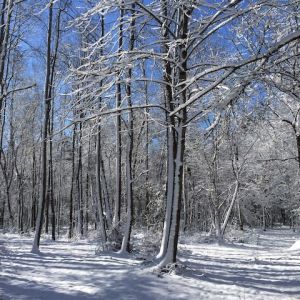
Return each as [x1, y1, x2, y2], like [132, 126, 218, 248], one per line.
[101, 157, 112, 227]
[31, 149, 37, 229]
[113, 5, 124, 230]
[158, 4, 190, 267]
[296, 134, 300, 170]
[236, 198, 243, 231]
[156, 0, 176, 260]
[85, 168, 89, 234]
[96, 128, 108, 250]
[119, 3, 135, 254]
[77, 121, 84, 237]
[182, 166, 188, 232]
[48, 96, 55, 240]
[32, 0, 53, 253]
[68, 125, 76, 239]
[262, 206, 266, 231]
[159, 120, 186, 267]
[221, 181, 239, 238]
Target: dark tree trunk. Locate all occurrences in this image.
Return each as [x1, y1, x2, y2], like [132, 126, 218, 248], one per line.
[113, 5, 124, 229]
[32, 0, 54, 252]
[158, 3, 190, 266]
[96, 127, 107, 249]
[120, 2, 135, 254]
[69, 125, 76, 239]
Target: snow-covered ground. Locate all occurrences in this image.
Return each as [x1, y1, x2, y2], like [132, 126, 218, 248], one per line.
[1, 228, 300, 300]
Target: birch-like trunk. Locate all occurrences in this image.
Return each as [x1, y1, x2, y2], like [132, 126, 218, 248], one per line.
[220, 181, 239, 237]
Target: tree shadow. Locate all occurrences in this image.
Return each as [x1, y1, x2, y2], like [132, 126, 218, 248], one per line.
[179, 250, 300, 296]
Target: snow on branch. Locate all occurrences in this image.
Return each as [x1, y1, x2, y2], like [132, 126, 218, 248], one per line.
[170, 30, 300, 117]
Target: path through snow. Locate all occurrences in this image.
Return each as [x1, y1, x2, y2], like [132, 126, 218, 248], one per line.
[0, 228, 300, 299]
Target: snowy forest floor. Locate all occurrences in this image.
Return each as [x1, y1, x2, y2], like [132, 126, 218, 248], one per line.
[1, 227, 300, 300]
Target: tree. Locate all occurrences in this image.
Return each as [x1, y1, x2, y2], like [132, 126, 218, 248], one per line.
[69, 0, 300, 268]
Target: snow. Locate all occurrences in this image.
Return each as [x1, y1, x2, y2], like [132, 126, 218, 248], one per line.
[1, 228, 300, 300]
[289, 240, 300, 251]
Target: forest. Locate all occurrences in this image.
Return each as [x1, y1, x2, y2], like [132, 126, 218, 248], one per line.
[0, 0, 300, 299]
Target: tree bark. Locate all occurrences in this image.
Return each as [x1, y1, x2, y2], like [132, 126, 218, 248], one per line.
[119, 3, 135, 254]
[68, 125, 76, 239]
[113, 5, 124, 230]
[158, 3, 190, 267]
[156, 0, 176, 260]
[32, 0, 54, 253]
[96, 127, 108, 250]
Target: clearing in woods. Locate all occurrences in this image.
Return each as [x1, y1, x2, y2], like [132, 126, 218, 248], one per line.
[0, 227, 300, 300]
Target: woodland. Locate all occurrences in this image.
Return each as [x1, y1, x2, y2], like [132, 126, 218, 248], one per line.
[0, 1, 300, 293]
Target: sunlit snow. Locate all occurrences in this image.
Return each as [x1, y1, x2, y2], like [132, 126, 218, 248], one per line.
[1, 228, 300, 300]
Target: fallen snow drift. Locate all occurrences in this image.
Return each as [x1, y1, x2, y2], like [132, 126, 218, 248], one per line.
[1, 228, 300, 300]
[289, 240, 300, 251]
